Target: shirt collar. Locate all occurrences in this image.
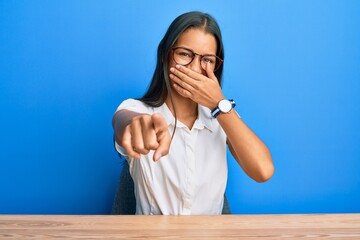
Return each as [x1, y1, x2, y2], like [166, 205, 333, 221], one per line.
[157, 102, 214, 132]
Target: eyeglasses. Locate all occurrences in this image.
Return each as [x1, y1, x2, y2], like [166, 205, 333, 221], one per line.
[172, 47, 223, 72]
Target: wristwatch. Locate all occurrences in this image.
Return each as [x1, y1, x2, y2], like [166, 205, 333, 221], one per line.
[211, 99, 236, 118]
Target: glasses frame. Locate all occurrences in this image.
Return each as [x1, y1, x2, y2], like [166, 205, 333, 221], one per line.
[171, 47, 224, 72]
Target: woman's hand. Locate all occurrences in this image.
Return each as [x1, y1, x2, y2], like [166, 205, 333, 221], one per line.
[169, 63, 224, 109]
[113, 111, 171, 161]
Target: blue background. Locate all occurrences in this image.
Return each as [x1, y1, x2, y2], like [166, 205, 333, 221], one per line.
[1, 0, 359, 214]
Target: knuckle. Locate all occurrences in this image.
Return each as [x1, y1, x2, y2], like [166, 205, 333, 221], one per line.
[120, 137, 131, 147]
[133, 141, 143, 150]
[130, 118, 139, 125]
[140, 114, 151, 121]
[138, 148, 149, 155]
[143, 143, 151, 149]
[143, 140, 151, 147]
[122, 143, 133, 153]
[132, 114, 149, 123]
[145, 141, 159, 150]
[140, 115, 152, 127]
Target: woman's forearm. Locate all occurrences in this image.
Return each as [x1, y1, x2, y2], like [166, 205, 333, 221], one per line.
[217, 110, 274, 182]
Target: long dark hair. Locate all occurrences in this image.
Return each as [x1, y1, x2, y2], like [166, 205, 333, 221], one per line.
[139, 11, 224, 108]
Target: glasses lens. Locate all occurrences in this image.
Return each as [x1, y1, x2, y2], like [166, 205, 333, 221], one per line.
[173, 48, 194, 65]
[200, 56, 219, 71]
[173, 47, 223, 72]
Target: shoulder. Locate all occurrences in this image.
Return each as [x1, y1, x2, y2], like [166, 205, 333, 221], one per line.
[115, 98, 154, 114]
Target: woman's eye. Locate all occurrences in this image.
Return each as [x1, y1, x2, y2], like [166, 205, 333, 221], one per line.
[179, 52, 192, 58]
[203, 58, 215, 64]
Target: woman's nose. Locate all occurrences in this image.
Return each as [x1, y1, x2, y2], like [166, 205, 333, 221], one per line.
[188, 55, 203, 74]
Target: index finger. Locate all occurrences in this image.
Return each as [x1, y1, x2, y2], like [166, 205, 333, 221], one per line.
[174, 65, 204, 81]
[152, 113, 168, 133]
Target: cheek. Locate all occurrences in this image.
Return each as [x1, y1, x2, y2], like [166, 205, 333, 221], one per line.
[168, 58, 177, 69]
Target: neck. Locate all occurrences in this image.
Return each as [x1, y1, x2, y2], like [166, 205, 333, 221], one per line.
[166, 92, 198, 129]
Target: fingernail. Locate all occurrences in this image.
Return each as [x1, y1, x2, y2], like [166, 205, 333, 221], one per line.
[170, 67, 174, 72]
[154, 153, 162, 162]
[169, 73, 173, 79]
[175, 65, 181, 69]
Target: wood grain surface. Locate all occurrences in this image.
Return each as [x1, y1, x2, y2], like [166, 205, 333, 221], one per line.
[0, 214, 359, 239]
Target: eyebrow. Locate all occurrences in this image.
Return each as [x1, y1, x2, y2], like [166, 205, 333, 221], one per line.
[175, 46, 217, 56]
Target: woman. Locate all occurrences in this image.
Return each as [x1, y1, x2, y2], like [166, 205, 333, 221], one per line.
[112, 11, 274, 215]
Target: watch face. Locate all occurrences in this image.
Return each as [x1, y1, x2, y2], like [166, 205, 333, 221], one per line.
[219, 100, 232, 113]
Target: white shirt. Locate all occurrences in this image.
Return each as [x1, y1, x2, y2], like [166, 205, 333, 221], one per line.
[115, 99, 228, 215]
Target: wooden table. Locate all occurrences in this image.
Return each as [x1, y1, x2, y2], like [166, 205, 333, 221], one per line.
[1, 214, 359, 239]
